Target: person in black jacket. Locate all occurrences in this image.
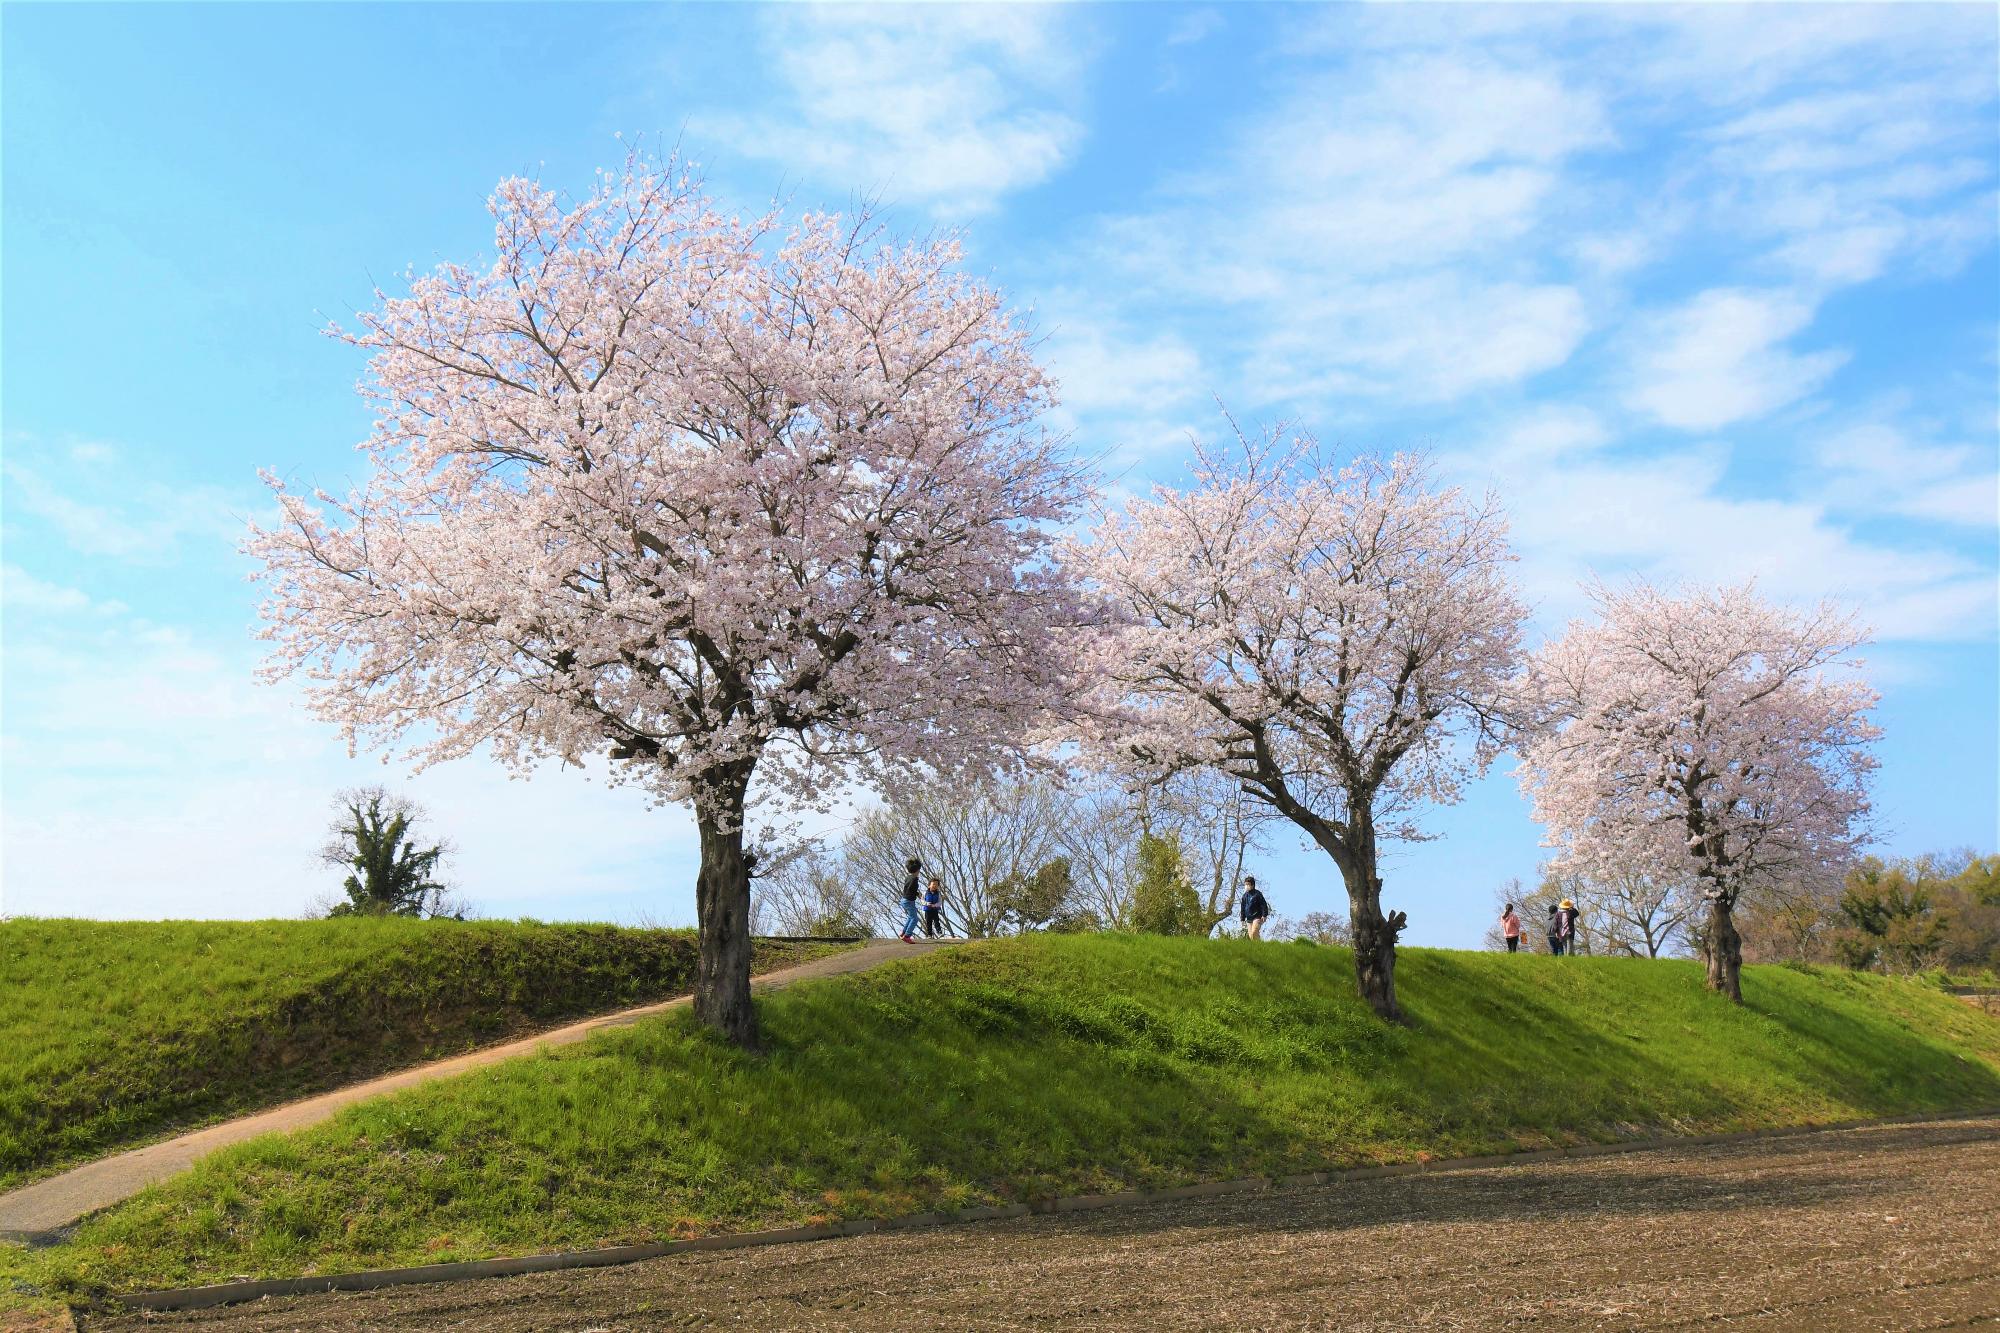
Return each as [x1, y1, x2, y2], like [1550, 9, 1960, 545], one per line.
[1239, 875, 1271, 940]
[1550, 898, 1580, 955]
[900, 857, 922, 943]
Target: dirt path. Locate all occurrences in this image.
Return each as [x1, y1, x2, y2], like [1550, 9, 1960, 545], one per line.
[93, 1116, 2000, 1332]
[0, 939, 952, 1240]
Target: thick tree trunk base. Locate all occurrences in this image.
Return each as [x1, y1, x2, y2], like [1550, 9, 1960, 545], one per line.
[693, 804, 758, 1049]
[1348, 880, 1408, 1024]
[1702, 896, 1744, 1004]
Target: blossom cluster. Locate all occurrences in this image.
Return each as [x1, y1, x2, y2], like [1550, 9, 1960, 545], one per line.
[1070, 428, 1528, 850]
[249, 157, 1088, 828]
[1516, 582, 1880, 903]
[248, 155, 1880, 905]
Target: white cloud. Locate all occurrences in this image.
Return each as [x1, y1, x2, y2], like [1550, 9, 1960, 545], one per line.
[1771, 224, 1906, 287]
[2, 566, 94, 614]
[1477, 404, 1609, 468]
[1221, 53, 1610, 274]
[1639, 10, 1995, 295]
[1038, 8, 1990, 657]
[1624, 288, 1848, 431]
[1166, 9, 1222, 48]
[1624, 5, 1993, 111]
[1451, 412, 1995, 644]
[1570, 226, 1674, 279]
[1815, 421, 2000, 529]
[1043, 309, 1204, 419]
[1066, 48, 1608, 407]
[694, 5, 1087, 217]
[3, 439, 245, 563]
[1257, 277, 1588, 404]
[0, 437, 708, 921]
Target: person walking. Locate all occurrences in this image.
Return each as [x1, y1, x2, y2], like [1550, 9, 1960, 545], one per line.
[922, 876, 944, 939]
[1499, 901, 1522, 953]
[1239, 875, 1271, 940]
[1551, 898, 1580, 956]
[900, 857, 923, 943]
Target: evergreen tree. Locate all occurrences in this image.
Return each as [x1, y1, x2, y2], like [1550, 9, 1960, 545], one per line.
[1131, 833, 1203, 936]
[320, 788, 454, 917]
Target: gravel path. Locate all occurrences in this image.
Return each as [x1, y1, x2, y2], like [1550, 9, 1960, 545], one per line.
[1, 939, 948, 1240]
[92, 1116, 2000, 1331]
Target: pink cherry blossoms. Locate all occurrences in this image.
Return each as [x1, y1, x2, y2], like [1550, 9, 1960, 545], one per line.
[1076, 429, 1529, 1019]
[245, 151, 1891, 1033]
[1516, 581, 1880, 1000]
[246, 156, 1088, 1043]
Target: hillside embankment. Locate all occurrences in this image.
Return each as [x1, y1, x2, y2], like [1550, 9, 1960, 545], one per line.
[5, 934, 1995, 1304]
[0, 918, 847, 1192]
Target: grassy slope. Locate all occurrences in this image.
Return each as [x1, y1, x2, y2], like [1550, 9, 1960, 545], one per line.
[10, 935, 2000, 1298]
[0, 919, 845, 1191]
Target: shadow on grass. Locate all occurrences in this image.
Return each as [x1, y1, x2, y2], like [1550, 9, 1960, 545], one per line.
[20, 935, 2000, 1296]
[1742, 969, 2000, 1113]
[1394, 949, 2000, 1138]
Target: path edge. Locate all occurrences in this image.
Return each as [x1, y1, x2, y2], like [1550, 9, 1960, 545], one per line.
[96, 1105, 2000, 1316]
[0, 937, 922, 1245]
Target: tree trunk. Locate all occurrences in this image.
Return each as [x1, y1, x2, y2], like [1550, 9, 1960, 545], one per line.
[1339, 821, 1406, 1023]
[1255, 777, 1405, 1021]
[1346, 887, 1406, 1022]
[693, 775, 757, 1048]
[1702, 893, 1743, 1003]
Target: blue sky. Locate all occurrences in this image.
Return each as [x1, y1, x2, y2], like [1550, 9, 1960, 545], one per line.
[3, 3, 1995, 941]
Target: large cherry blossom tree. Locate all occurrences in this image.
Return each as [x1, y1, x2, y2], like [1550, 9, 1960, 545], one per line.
[1079, 430, 1528, 1020]
[247, 156, 1088, 1046]
[1516, 582, 1879, 1002]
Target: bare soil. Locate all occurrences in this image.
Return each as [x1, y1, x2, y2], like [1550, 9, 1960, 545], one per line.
[91, 1118, 2000, 1332]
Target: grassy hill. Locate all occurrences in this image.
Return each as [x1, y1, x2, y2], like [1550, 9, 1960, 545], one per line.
[7, 934, 1999, 1301]
[0, 919, 846, 1191]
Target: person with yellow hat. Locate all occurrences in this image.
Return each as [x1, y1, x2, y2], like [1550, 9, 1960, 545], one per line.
[1549, 898, 1580, 955]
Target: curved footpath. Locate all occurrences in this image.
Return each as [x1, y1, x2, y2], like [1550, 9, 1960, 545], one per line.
[0, 938, 955, 1242]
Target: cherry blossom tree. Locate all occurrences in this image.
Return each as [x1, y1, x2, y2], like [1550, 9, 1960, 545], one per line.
[1516, 582, 1879, 1002]
[1078, 428, 1528, 1020]
[247, 155, 1088, 1047]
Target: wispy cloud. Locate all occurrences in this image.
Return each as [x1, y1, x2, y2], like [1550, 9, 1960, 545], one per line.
[2, 565, 103, 614]
[0, 591, 705, 920]
[1816, 419, 2000, 530]
[0, 440, 705, 921]
[692, 5, 1089, 217]
[2, 438, 244, 564]
[1623, 288, 1847, 431]
[1035, 3, 1993, 653]
[1165, 9, 1222, 48]
[1071, 47, 1610, 407]
[1452, 412, 1995, 645]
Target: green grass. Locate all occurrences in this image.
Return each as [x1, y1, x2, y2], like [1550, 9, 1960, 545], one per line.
[0, 918, 847, 1191]
[8, 935, 1999, 1301]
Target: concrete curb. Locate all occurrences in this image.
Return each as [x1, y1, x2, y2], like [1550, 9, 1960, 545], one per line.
[102, 1106, 2000, 1316]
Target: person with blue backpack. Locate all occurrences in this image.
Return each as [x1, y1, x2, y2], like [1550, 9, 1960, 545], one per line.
[1239, 875, 1271, 939]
